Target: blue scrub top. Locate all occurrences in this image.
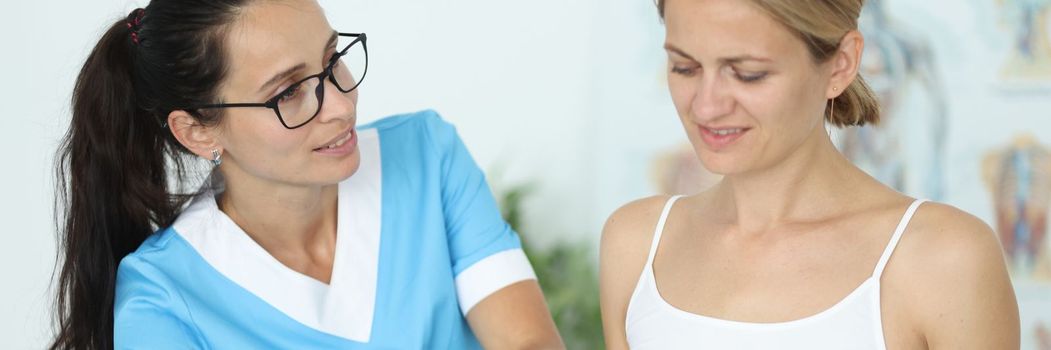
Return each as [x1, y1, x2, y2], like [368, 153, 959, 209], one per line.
[114, 110, 536, 349]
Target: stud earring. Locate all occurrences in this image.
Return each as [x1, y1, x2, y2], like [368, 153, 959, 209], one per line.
[211, 149, 222, 166]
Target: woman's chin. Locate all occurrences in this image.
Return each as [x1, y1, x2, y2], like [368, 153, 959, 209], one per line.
[309, 153, 362, 186]
[696, 152, 752, 176]
[331, 153, 362, 182]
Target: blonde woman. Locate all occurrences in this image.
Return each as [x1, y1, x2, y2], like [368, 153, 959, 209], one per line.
[599, 0, 1020, 349]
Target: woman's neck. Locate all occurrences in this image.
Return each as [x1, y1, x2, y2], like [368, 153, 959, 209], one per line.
[711, 128, 883, 234]
[217, 173, 339, 261]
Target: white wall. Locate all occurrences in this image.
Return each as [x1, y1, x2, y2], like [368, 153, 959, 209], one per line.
[324, 0, 610, 241]
[0, 1, 133, 347]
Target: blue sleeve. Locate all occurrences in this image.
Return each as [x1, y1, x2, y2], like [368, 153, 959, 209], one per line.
[422, 113, 523, 274]
[114, 256, 205, 350]
[419, 112, 537, 314]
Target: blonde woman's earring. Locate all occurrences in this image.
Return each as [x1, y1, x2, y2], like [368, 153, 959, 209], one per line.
[827, 87, 837, 138]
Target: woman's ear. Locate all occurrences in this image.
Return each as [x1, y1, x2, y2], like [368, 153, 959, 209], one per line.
[167, 110, 222, 160]
[827, 30, 864, 99]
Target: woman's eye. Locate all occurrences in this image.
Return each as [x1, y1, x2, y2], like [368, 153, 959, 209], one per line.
[277, 84, 303, 103]
[735, 70, 769, 83]
[670, 65, 698, 76]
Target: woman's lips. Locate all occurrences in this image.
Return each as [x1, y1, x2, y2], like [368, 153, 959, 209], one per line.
[314, 128, 357, 155]
[698, 125, 749, 150]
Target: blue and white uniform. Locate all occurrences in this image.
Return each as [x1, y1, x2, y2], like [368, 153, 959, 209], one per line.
[114, 110, 537, 349]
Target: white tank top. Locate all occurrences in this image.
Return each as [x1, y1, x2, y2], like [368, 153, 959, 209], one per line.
[626, 196, 927, 350]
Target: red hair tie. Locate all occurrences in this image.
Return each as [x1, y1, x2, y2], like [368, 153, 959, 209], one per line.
[126, 8, 145, 46]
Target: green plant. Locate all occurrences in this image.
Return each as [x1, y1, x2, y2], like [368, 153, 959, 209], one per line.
[496, 182, 605, 350]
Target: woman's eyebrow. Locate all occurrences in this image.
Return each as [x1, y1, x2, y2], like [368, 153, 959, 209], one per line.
[258, 63, 307, 94]
[664, 43, 696, 61]
[256, 31, 339, 94]
[719, 55, 772, 65]
[665, 43, 772, 65]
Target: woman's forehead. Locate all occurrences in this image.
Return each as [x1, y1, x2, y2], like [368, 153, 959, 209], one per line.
[664, 0, 802, 63]
[223, 0, 333, 94]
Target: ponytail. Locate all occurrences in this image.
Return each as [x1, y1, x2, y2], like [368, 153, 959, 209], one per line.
[52, 2, 248, 348]
[52, 17, 178, 350]
[828, 74, 881, 127]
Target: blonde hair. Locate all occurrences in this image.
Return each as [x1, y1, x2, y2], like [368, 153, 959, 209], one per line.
[657, 0, 880, 127]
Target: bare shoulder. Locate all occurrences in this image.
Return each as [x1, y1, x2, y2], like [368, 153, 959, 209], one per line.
[599, 195, 675, 349]
[900, 201, 1005, 269]
[887, 201, 1019, 348]
[601, 195, 674, 253]
[600, 195, 675, 283]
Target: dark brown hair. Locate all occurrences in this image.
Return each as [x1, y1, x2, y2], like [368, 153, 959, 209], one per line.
[51, 1, 250, 349]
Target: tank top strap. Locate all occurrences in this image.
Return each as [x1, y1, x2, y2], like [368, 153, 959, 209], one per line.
[644, 195, 685, 268]
[872, 199, 928, 279]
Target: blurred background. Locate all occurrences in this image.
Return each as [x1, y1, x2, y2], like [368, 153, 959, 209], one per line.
[2, 0, 1050, 348]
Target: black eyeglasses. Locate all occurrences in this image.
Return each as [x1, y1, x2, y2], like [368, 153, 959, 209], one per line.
[182, 32, 367, 129]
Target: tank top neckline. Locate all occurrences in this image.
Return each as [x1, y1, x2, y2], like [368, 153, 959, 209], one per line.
[630, 195, 928, 330]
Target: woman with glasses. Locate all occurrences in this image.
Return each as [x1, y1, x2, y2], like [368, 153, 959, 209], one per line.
[599, 0, 1018, 349]
[52, 0, 562, 349]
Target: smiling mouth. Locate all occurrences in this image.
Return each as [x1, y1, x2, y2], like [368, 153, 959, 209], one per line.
[698, 125, 750, 149]
[709, 128, 745, 136]
[314, 129, 354, 151]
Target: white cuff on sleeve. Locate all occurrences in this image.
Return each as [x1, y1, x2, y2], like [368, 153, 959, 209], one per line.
[454, 248, 537, 315]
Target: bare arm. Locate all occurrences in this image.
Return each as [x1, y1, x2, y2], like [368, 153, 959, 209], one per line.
[600, 196, 670, 350]
[905, 205, 1020, 349]
[466, 280, 564, 350]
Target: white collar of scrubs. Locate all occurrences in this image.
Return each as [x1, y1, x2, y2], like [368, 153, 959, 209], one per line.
[172, 128, 382, 343]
